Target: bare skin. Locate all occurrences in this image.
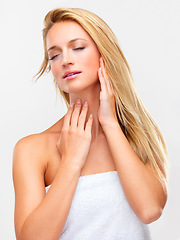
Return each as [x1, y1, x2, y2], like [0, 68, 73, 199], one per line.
[44, 116, 116, 186]
[13, 104, 116, 240]
[13, 21, 116, 240]
[13, 21, 167, 240]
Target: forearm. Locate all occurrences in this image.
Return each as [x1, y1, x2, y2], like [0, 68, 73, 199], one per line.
[103, 122, 167, 223]
[19, 161, 80, 240]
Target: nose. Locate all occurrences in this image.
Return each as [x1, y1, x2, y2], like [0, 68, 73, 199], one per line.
[62, 50, 74, 67]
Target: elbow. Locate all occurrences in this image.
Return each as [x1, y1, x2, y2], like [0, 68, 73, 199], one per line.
[139, 192, 167, 224]
[139, 206, 163, 224]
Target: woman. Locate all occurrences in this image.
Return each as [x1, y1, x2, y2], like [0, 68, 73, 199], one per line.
[13, 8, 168, 240]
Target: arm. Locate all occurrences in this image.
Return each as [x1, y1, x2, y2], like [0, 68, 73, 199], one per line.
[102, 121, 167, 224]
[13, 136, 81, 240]
[98, 57, 167, 224]
[13, 100, 93, 240]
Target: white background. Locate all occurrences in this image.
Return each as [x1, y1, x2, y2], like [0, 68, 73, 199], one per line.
[0, 0, 180, 239]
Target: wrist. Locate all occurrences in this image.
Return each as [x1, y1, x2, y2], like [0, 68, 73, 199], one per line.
[102, 120, 120, 132]
[60, 158, 82, 175]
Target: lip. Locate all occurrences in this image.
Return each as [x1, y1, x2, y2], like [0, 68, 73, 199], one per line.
[63, 70, 82, 79]
[65, 73, 81, 80]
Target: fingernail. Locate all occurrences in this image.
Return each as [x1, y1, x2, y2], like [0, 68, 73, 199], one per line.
[77, 98, 81, 104]
[70, 102, 74, 107]
[84, 101, 88, 107]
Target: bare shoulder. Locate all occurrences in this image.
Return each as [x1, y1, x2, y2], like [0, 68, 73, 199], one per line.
[13, 117, 65, 167]
[13, 133, 48, 171]
[12, 117, 65, 237]
[13, 117, 65, 186]
[14, 132, 47, 155]
[12, 133, 48, 195]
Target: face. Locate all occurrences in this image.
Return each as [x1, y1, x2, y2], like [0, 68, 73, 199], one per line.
[46, 21, 101, 93]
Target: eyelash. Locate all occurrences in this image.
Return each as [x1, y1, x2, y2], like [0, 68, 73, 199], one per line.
[74, 47, 85, 51]
[49, 47, 85, 61]
[49, 54, 59, 61]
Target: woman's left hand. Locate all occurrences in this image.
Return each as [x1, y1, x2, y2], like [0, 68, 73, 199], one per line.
[98, 57, 118, 128]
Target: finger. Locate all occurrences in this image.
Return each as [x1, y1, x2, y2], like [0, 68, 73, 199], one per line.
[63, 103, 75, 129]
[102, 68, 113, 94]
[84, 114, 93, 135]
[98, 67, 108, 93]
[100, 58, 113, 94]
[71, 99, 82, 128]
[78, 101, 89, 130]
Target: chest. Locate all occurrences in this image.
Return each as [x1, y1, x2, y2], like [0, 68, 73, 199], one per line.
[80, 136, 116, 176]
[45, 135, 116, 186]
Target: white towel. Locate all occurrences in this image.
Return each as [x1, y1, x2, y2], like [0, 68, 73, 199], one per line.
[45, 171, 151, 240]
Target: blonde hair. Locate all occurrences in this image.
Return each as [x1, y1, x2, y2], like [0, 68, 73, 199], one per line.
[35, 7, 168, 190]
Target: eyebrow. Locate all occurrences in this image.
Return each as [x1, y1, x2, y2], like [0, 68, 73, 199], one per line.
[47, 38, 88, 52]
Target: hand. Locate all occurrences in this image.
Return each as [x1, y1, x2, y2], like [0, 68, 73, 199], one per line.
[56, 99, 93, 170]
[98, 57, 118, 127]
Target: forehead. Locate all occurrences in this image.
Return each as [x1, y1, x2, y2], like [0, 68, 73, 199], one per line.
[46, 21, 92, 48]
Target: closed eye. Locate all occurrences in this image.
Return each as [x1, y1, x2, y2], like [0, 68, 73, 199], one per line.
[49, 47, 85, 60]
[73, 47, 85, 51]
[49, 54, 60, 61]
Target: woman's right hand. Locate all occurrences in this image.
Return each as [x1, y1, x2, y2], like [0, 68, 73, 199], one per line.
[56, 98, 93, 170]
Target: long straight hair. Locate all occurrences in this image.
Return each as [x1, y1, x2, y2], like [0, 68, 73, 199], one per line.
[35, 8, 168, 191]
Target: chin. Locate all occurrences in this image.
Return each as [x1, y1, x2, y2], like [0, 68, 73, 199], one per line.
[59, 78, 99, 93]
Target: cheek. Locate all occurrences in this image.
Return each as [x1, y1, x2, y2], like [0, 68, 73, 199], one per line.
[50, 63, 60, 79]
[50, 63, 67, 90]
[83, 50, 100, 76]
